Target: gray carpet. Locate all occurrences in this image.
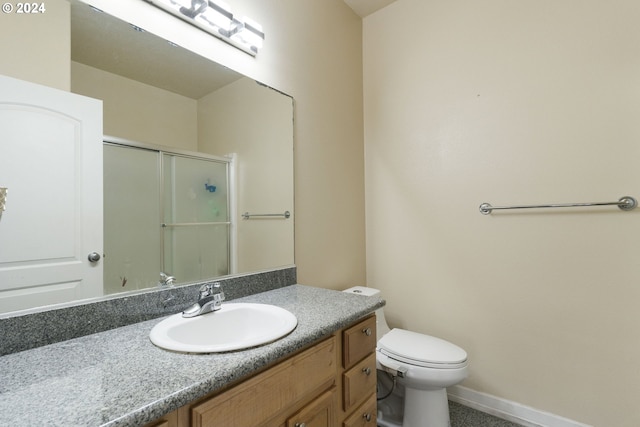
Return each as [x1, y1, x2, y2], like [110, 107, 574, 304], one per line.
[449, 401, 526, 427]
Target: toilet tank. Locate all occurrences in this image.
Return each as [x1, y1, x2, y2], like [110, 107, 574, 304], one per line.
[342, 286, 390, 340]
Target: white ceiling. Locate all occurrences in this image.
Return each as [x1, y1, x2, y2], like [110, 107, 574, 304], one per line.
[343, 0, 398, 18]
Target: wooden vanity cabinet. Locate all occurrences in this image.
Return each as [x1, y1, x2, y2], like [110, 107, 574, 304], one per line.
[186, 336, 336, 427]
[144, 316, 377, 427]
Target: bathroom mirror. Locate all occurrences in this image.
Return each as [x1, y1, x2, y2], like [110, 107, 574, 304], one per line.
[0, 1, 294, 315]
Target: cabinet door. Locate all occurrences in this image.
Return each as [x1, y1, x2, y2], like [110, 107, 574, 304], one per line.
[286, 389, 335, 427]
[143, 410, 178, 427]
[0, 75, 103, 313]
[190, 337, 336, 427]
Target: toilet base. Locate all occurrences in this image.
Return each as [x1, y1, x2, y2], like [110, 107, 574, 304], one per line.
[377, 370, 453, 427]
[377, 393, 403, 426]
[403, 386, 450, 427]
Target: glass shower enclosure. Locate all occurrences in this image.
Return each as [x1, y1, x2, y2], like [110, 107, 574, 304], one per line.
[103, 141, 232, 295]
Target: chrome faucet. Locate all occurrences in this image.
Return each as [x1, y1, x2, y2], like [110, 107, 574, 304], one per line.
[182, 282, 225, 318]
[158, 272, 176, 287]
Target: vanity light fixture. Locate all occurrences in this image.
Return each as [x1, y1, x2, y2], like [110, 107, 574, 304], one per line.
[231, 17, 264, 51]
[197, 1, 233, 31]
[146, 0, 265, 56]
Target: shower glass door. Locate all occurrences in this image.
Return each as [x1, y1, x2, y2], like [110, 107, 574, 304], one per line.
[104, 144, 161, 294]
[162, 154, 230, 283]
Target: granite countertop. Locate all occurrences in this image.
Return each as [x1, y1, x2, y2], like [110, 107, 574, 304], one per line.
[0, 284, 384, 427]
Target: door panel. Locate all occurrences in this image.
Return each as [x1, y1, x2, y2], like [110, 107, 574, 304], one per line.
[0, 75, 103, 313]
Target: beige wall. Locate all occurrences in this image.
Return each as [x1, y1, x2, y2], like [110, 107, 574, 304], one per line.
[0, 0, 70, 90]
[71, 62, 198, 150]
[364, 1, 640, 426]
[86, 0, 367, 289]
[205, 0, 367, 288]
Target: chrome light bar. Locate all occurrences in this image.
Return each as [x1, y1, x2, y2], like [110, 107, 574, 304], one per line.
[146, 0, 264, 56]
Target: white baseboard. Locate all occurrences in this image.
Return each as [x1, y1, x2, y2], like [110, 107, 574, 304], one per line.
[447, 385, 592, 427]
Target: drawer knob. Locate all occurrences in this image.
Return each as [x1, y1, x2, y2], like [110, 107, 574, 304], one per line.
[362, 327, 372, 336]
[295, 423, 306, 427]
[362, 367, 372, 375]
[363, 413, 372, 422]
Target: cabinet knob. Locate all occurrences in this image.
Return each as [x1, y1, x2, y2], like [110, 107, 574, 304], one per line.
[363, 413, 372, 422]
[295, 423, 306, 427]
[362, 367, 372, 376]
[362, 327, 372, 336]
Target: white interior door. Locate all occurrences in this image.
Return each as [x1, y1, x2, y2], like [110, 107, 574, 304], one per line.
[0, 75, 103, 314]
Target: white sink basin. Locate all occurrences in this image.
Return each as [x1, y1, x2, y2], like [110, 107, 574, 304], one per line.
[149, 303, 298, 353]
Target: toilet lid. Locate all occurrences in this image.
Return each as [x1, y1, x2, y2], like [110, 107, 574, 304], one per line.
[378, 328, 467, 369]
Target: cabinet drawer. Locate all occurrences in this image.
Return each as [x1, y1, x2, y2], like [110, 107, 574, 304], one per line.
[190, 336, 336, 427]
[286, 388, 336, 427]
[342, 315, 376, 369]
[342, 352, 376, 412]
[342, 393, 376, 427]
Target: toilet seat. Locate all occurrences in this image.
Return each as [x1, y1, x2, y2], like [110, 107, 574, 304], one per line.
[378, 328, 467, 369]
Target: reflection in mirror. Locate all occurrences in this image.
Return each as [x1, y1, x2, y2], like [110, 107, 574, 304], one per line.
[70, 1, 295, 290]
[0, 1, 294, 315]
[103, 142, 233, 295]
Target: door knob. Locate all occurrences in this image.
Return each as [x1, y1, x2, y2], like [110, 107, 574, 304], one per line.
[87, 252, 101, 263]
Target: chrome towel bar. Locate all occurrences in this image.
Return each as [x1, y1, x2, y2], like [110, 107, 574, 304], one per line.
[242, 211, 291, 219]
[479, 196, 637, 215]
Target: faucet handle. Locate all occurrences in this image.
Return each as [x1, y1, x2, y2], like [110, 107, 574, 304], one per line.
[198, 283, 212, 298]
[184, 282, 225, 318]
[212, 283, 225, 302]
[199, 282, 224, 300]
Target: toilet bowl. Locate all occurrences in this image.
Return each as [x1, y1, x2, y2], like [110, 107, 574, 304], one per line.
[343, 286, 468, 427]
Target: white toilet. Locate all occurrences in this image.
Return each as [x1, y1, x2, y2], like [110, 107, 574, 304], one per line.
[344, 286, 468, 427]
